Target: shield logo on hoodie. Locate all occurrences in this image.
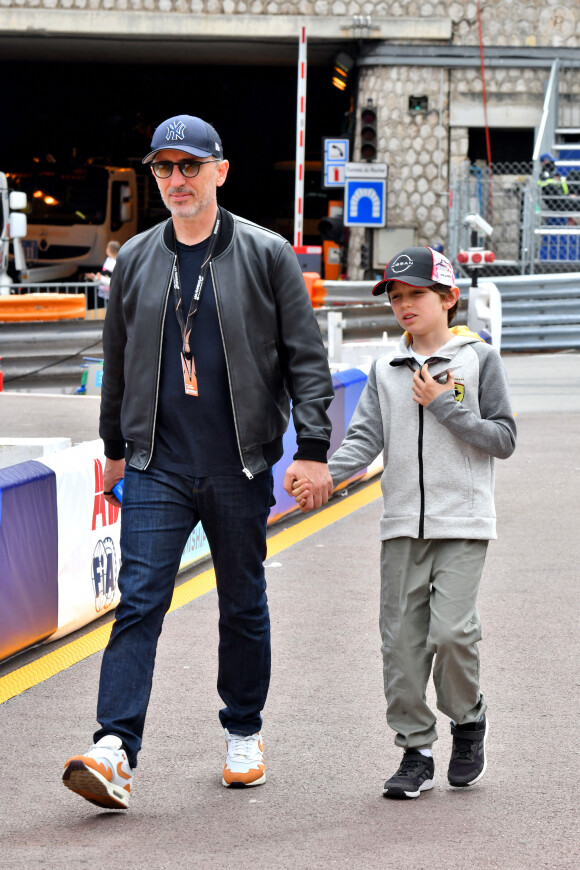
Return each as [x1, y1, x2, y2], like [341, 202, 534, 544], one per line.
[454, 381, 465, 403]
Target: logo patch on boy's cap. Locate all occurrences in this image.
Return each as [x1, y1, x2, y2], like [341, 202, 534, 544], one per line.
[431, 250, 454, 286]
[391, 254, 414, 274]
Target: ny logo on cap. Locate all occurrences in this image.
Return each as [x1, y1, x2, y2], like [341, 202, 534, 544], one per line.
[166, 121, 186, 141]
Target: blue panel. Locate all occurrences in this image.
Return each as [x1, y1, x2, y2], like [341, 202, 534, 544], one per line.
[332, 368, 367, 446]
[0, 460, 59, 662]
[345, 179, 386, 227]
[328, 379, 346, 458]
[269, 368, 369, 520]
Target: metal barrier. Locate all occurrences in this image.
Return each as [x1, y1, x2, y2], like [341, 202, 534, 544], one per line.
[314, 273, 580, 353]
[448, 160, 580, 276]
[449, 62, 580, 277]
[1, 273, 578, 392]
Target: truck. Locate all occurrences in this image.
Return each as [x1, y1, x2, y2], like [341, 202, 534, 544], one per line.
[3, 163, 149, 282]
[0, 171, 28, 293]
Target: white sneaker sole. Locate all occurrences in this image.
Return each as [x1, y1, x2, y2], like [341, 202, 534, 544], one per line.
[383, 778, 434, 799]
[222, 771, 266, 788]
[63, 760, 130, 809]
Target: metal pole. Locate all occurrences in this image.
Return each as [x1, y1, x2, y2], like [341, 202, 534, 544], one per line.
[294, 25, 307, 247]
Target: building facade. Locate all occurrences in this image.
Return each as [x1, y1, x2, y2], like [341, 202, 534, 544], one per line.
[1, 1, 578, 276]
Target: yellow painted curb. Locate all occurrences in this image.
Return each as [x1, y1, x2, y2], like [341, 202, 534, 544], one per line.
[0, 480, 381, 705]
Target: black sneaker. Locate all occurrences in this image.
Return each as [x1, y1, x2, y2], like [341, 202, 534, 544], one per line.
[447, 715, 487, 787]
[383, 750, 435, 799]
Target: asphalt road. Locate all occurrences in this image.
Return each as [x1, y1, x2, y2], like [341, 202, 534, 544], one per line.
[0, 352, 579, 869]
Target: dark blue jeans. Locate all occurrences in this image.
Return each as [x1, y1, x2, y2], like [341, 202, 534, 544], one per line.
[94, 465, 273, 767]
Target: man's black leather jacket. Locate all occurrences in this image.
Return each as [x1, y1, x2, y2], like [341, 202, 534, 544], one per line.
[99, 208, 334, 477]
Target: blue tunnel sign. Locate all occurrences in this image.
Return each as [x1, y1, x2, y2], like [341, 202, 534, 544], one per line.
[344, 179, 386, 227]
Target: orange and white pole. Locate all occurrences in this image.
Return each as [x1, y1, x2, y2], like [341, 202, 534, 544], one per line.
[294, 25, 307, 247]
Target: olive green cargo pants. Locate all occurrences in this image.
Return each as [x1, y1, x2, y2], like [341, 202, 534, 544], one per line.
[379, 537, 488, 749]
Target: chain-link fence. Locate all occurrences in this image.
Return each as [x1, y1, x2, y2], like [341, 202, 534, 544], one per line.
[449, 161, 580, 276]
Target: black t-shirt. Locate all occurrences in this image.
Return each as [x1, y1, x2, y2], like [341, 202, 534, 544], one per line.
[150, 237, 242, 476]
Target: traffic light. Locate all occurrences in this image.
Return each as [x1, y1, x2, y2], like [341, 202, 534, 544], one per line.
[318, 215, 345, 246]
[332, 52, 353, 92]
[360, 100, 377, 161]
[408, 95, 429, 113]
[457, 249, 495, 267]
[360, 243, 370, 270]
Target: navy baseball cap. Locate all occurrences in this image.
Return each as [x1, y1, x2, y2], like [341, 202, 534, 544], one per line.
[372, 246, 456, 296]
[142, 115, 223, 164]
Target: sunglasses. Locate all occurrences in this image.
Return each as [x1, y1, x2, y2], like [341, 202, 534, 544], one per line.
[150, 159, 221, 179]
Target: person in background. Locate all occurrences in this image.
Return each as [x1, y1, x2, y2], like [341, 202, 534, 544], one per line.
[537, 153, 570, 213]
[86, 240, 120, 302]
[62, 114, 334, 810]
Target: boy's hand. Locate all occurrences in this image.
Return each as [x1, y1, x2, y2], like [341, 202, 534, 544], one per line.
[283, 460, 333, 511]
[412, 364, 454, 406]
[292, 478, 313, 513]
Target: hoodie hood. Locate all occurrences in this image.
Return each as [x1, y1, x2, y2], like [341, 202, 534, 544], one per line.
[397, 325, 485, 358]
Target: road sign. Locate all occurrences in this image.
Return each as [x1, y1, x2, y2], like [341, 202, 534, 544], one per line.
[325, 139, 349, 163]
[325, 164, 346, 186]
[344, 179, 386, 227]
[345, 162, 387, 179]
[323, 138, 349, 188]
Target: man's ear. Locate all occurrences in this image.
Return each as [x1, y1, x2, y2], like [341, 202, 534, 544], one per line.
[216, 160, 229, 188]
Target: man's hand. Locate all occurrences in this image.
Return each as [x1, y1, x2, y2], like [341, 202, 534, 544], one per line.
[283, 459, 333, 512]
[103, 457, 125, 507]
[412, 364, 455, 406]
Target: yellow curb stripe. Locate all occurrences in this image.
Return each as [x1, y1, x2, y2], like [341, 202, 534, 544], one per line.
[0, 479, 381, 705]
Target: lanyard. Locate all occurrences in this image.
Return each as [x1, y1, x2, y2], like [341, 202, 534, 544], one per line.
[172, 210, 221, 359]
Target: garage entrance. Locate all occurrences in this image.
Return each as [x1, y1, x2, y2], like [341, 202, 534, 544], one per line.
[1, 56, 352, 244]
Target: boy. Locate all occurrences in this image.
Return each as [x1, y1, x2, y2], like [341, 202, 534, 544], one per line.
[293, 247, 516, 799]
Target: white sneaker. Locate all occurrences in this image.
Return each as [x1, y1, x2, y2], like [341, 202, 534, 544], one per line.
[222, 729, 266, 787]
[62, 735, 133, 809]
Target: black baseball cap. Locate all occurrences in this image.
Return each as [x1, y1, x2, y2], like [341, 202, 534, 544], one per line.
[142, 115, 223, 164]
[372, 246, 456, 296]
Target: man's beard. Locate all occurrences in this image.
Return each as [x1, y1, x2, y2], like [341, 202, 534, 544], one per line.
[161, 186, 214, 219]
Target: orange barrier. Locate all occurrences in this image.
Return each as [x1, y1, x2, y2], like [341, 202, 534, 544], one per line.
[0, 293, 87, 322]
[302, 272, 327, 308]
[311, 278, 326, 308]
[323, 241, 341, 280]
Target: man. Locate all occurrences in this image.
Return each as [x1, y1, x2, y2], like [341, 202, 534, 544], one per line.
[538, 152, 570, 212]
[62, 114, 334, 809]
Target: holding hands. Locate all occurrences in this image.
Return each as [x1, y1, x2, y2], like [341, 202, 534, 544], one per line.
[291, 478, 312, 512]
[283, 459, 333, 514]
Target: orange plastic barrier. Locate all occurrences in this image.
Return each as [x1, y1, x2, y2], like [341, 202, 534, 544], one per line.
[302, 272, 327, 308]
[323, 241, 341, 280]
[0, 293, 87, 322]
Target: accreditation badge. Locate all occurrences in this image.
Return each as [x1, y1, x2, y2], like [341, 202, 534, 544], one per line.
[181, 352, 198, 397]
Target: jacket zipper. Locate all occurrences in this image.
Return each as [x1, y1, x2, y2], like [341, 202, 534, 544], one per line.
[210, 261, 254, 479]
[143, 256, 174, 469]
[418, 404, 425, 538]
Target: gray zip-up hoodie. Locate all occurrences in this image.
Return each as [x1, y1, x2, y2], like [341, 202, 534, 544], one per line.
[328, 330, 517, 541]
